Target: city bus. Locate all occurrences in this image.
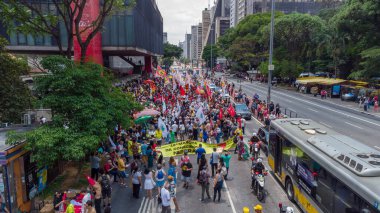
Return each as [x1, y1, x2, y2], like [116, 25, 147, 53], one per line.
[268, 118, 380, 213]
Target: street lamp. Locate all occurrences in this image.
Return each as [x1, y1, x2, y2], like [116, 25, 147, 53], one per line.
[210, 26, 214, 73]
[267, 0, 275, 106]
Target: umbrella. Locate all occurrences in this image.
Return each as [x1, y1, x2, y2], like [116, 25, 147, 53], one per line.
[134, 115, 153, 125]
[134, 108, 160, 118]
[144, 79, 155, 84]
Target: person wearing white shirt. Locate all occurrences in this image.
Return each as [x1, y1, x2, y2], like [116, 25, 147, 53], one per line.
[161, 183, 171, 213]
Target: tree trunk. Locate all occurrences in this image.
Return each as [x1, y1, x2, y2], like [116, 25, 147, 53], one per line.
[75, 161, 84, 182]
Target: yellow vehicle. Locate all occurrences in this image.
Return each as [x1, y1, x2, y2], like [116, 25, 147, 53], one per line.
[268, 118, 380, 213]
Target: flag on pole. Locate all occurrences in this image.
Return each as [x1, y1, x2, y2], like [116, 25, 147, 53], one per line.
[196, 106, 206, 124]
[179, 85, 186, 96]
[158, 117, 168, 138]
[228, 104, 236, 117]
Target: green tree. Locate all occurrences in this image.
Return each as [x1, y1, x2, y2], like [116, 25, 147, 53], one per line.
[202, 44, 220, 68]
[0, 37, 33, 123]
[330, 0, 380, 78]
[0, 0, 135, 63]
[7, 56, 142, 167]
[162, 43, 183, 68]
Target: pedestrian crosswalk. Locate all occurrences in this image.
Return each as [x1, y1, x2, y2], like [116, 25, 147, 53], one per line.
[138, 196, 176, 213]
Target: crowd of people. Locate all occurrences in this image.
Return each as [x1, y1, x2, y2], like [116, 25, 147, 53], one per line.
[53, 69, 284, 213]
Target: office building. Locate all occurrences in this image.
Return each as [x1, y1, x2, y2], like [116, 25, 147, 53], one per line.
[230, 0, 238, 27]
[246, 0, 342, 15]
[237, 0, 246, 22]
[197, 23, 203, 60]
[202, 8, 211, 51]
[163, 32, 168, 43]
[215, 17, 231, 41]
[183, 34, 192, 59]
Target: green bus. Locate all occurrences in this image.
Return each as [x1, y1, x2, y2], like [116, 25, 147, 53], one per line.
[268, 118, 380, 213]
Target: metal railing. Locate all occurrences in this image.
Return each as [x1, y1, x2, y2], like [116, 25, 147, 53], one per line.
[283, 108, 298, 118]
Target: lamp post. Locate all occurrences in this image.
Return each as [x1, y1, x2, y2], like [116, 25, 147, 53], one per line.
[210, 26, 213, 73]
[267, 0, 275, 106]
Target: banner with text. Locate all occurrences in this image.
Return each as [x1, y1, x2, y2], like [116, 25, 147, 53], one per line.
[157, 137, 236, 157]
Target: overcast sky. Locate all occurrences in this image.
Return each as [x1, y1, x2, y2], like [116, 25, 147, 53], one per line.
[156, 0, 211, 45]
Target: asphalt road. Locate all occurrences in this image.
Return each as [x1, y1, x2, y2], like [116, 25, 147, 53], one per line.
[111, 118, 299, 213]
[226, 77, 380, 151]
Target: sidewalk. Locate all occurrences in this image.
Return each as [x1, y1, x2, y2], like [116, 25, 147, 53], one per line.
[262, 82, 380, 118]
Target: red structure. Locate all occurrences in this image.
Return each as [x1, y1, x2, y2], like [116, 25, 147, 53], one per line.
[73, 0, 103, 65]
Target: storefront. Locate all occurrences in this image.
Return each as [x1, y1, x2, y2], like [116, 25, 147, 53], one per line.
[0, 127, 49, 213]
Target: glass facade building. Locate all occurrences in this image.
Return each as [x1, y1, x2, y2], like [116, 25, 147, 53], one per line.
[0, 0, 163, 56]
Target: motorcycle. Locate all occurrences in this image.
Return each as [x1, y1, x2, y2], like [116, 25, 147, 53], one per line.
[252, 143, 260, 159]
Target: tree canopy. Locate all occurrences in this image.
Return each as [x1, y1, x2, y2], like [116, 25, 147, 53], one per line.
[0, 37, 33, 123]
[202, 44, 220, 68]
[7, 56, 142, 167]
[162, 43, 183, 68]
[217, 0, 380, 80]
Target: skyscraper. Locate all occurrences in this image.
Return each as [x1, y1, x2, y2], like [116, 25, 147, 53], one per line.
[230, 0, 238, 27]
[184, 34, 192, 60]
[197, 23, 203, 60]
[202, 9, 211, 51]
[237, 0, 246, 22]
[163, 32, 168, 43]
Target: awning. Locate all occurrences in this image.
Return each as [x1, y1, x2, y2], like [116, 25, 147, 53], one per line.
[318, 79, 347, 85]
[296, 77, 325, 85]
[348, 80, 369, 86]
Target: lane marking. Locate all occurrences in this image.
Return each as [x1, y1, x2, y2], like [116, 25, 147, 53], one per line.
[319, 122, 333, 129]
[307, 108, 319, 113]
[374, 146, 380, 150]
[224, 180, 237, 213]
[241, 82, 380, 127]
[138, 197, 146, 213]
[345, 122, 363, 130]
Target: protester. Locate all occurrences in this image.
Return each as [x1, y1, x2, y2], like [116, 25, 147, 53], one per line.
[90, 152, 101, 181]
[161, 182, 171, 213]
[131, 166, 142, 199]
[213, 169, 224, 202]
[144, 168, 155, 199]
[155, 164, 167, 197]
[99, 168, 112, 208]
[210, 148, 219, 177]
[181, 157, 192, 189]
[199, 166, 211, 202]
[220, 151, 231, 180]
[195, 144, 206, 165]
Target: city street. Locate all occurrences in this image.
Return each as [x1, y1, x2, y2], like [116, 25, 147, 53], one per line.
[111, 117, 299, 213]
[225, 76, 380, 150]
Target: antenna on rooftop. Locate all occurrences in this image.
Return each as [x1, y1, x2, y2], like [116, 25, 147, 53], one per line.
[208, 0, 210, 9]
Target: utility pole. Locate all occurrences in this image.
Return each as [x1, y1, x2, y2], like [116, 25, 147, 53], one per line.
[267, 0, 275, 106]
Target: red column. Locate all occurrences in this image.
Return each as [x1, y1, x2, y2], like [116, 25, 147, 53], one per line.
[73, 0, 103, 65]
[144, 56, 152, 75]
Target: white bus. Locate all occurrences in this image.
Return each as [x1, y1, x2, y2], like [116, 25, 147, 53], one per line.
[268, 118, 380, 213]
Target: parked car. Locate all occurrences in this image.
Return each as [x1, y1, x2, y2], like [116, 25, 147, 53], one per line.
[257, 127, 277, 156]
[234, 103, 252, 120]
[341, 93, 356, 101]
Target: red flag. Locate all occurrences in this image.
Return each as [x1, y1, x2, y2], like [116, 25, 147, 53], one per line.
[219, 108, 223, 120]
[228, 104, 236, 117]
[179, 85, 185, 96]
[206, 85, 212, 97]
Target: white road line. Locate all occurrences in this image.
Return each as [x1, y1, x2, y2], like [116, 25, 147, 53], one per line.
[345, 122, 363, 129]
[307, 108, 319, 113]
[319, 122, 333, 129]
[374, 146, 380, 150]
[138, 197, 146, 213]
[142, 197, 150, 213]
[243, 83, 380, 127]
[224, 181, 237, 213]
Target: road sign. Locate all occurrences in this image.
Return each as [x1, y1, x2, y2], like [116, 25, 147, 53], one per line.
[268, 64, 274, 71]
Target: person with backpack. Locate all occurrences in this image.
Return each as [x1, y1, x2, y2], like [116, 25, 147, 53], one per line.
[99, 168, 112, 209]
[199, 166, 211, 202]
[155, 164, 166, 198]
